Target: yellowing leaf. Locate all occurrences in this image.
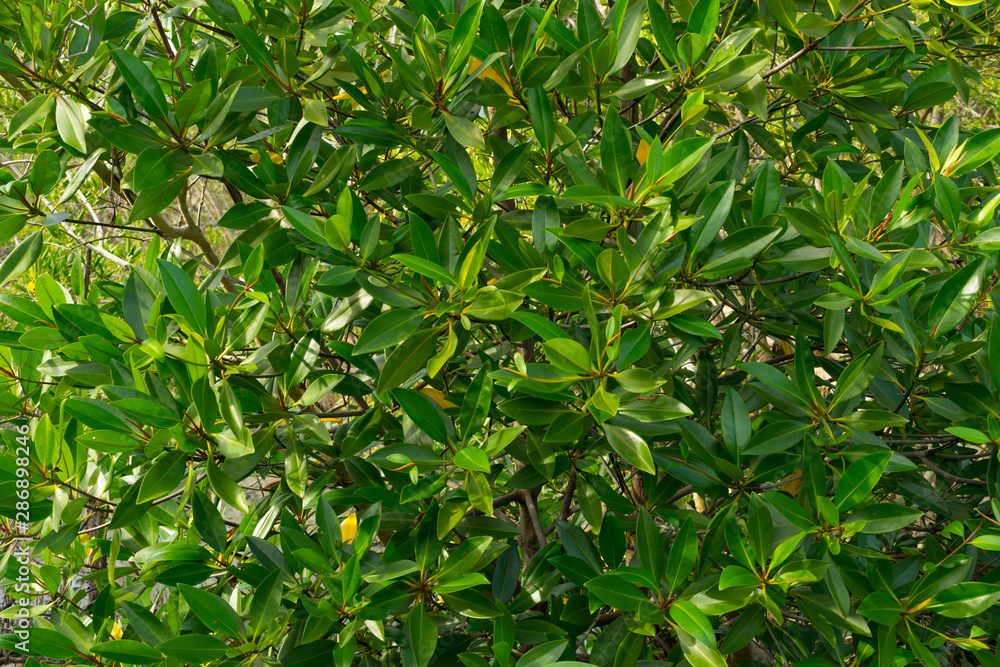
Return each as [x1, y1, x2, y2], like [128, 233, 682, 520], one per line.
[420, 386, 459, 409]
[341, 511, 358, 544]
[469, 58, 524, 110]
[111, 622, 123, 640]
[637, 139, 650, 164]
[331, 87, 367, 109]
[781, 469, 803, 496]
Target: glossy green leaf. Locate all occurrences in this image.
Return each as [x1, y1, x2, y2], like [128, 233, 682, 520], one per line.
[0, 231, 43, 287]
[833, 452, 892, 512]
[928, 258, 985, 336]
[603, 424, 655, 474]
[601, 111, 632, 196]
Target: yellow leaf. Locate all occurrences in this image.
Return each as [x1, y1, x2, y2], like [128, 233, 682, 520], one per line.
[637, 139, 650, 164]
[781, 470, 803, 496]
[469, 58, 524, 110]
[332, 87, 368, 110]
[420, 386, 459, 409]
[341, 511, 358, 544]
[111, 622, 123, 640]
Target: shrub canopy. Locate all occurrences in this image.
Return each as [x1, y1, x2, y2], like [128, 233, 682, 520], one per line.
[2, 0, 1000, 665]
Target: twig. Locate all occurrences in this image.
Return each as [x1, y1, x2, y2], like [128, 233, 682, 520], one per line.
[559, 468, 578, 521]
[917, 454, 987, 487]
[523, 491, 548, 547]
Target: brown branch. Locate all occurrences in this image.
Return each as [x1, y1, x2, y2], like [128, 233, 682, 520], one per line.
[559, 468, 578, 521]
[917, 454, 987, 487]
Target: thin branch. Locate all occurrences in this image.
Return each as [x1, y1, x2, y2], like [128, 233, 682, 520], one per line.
[917, 454, 987, 487]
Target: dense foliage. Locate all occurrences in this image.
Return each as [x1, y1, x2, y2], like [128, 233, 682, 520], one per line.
[3, 0, 1000, 664]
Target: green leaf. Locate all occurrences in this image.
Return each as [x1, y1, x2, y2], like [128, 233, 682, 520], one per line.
[130, 176, 186, 222]
[178, 584, 246, 638]
[279, 206, 326, 246]
[405, 606, 438, 667]
[719, 606, 764, 655]
[951, 128, 1000, 175]
[857, 591, 901, 625]
[393, 254, 458, 286]
[926, 582, 1000, 618]
[721, 389, 751, 453]
[603, 424, 655, 474]
[636, 508, 665, 583]
[395, 387, 454, 443]
[30, 151, 63, 196]
[829, 344, 883, 408]
[157, 259, 206, 334]
[670, 600, 715, 646]
[839, 409, 908, 431]
[57, 148, 107, 205]
[76, 430, 144, 454]
[928, 258, 985, 336]
[445, 0, 484, 79]
[137, 450, 187, 503]
[464, 289, 522, 321]
[355, 309, 425, 354]
[689, 180, 735, 259]
[358, 158, 418, 191]
[454, 447, 491, 473]
[648, 1, 680, 64]
[869, 162, 904, 225]
[285, 333, 321, 389]
[134, 149, 175, 192]
[156, 635, 229, 663]
[515, 641, 569, 667]
[698, 227, 781, 278]
[618, 394, 693, 422]
[14, 627, 82, 660]
[376, 327, 442, 394]
[9, 93, 54, 136]
[444, 113, 485, 150]
[192, 489, 227, 552]
[193, 153, 222, 181]
[688, 0, 720, 44]
[0, 231, 43, 287]
[847, 504, 923, 534]
[664, 518, 698, 595]
[55, 95, 88, 153]
[585, 572, 648, 612]
[560, 184, 637, 208]
[543, 338, 592, 375]
[527, 88, 555, 153]
[833, 452, 892, 512]
[601, 111, 632, 195]
[207, 458, 249, 513]
[90, 640, 163, 664]
[110, 47, 170, 119]
[249, 569, 284, 637]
